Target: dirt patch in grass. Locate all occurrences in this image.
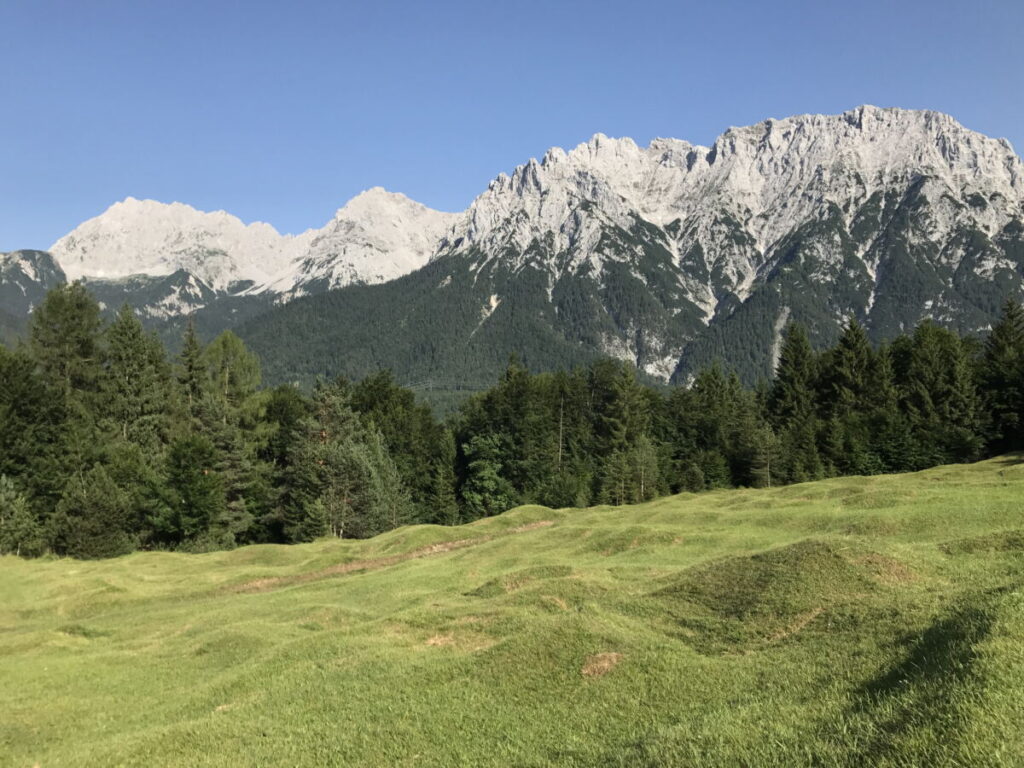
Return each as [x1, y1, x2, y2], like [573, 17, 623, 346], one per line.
[510, 520, 555, 533]
[542, 595, 569, 611]
[582, 652, 623, 677]
[767, 607, 824, 642]
[58, 624, 111, 639]
[424, 631, 495, 652]
[425, 633, 456, 647]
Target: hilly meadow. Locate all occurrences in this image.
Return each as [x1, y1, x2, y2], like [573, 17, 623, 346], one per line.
[3, 456, 1024, 766]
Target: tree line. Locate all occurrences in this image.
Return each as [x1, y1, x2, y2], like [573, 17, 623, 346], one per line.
[1, 283, 1022, 558]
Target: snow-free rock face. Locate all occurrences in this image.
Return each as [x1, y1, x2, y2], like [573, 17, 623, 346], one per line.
[51, 197, 302, 292]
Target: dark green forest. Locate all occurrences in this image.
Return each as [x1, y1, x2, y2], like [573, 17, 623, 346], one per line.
[1, 282, 1023, 559]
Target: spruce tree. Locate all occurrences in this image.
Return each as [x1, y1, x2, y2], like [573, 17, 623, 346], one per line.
[0, 475, 45, 557]
[895, 322, 983, 466]
[178, 318, 205, 423]
[160, 434, 226, 545]
[769, 324, 824, 482]
[28, 282, 103, 400]
[202, 330, 261, 417]
[768, 323, 818, 427]
[54, 465, 134, 559]
[461, 433, 517, 519]
[982, 298, 1024, 450]
[103, 304, 171, 451]
[427, 429, 460, 525]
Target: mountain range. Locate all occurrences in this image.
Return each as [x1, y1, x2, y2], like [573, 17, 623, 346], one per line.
[3, 105, 1023, 393]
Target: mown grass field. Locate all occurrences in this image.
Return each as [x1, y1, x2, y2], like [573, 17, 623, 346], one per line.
[4, 457, 1024, 767]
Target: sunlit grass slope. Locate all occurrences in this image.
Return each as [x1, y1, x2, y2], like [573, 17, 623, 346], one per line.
[4, 457, 1024, 767]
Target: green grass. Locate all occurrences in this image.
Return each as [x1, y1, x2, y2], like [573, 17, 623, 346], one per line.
[4, 457, 1024, 766]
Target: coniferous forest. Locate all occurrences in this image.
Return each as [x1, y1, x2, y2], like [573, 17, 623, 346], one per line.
[1, 282, 1023, 559]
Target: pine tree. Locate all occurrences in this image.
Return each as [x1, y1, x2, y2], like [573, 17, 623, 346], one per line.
[820, 319, 874, 416]
[350, 370, 443, 520]
[898, 321, 984, 465]
[631, 434, 661, 502]
[54, 465, 133, 559]
[982, 298, 1024, 451]
[178, 318, 205, 423]
[427, 429, 460, 525]
[282, 379, 410, 540]
[0, 475, 45, 557]
[769, 323, 818, 427]
[28, 283, 105, 476]
[749, 425, 780, 488]
[599, 449, 633, 505]
[461, 433, 517, 519]
[680, 462, 706, 492]
[0, 346, 71, 512]
[160, 434, 225, 545]
[28, 282, 103, 400]
[361, 428, 415, 534]
[202, 330, 261, 418]
[103, 304, 171, 451]
[768, 324, 824, 482]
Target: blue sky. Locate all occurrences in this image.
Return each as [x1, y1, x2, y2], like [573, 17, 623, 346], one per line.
[2, 0, 1022, 250]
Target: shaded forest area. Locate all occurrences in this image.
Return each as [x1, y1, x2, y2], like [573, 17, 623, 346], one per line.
[1, 283, 1022, 558]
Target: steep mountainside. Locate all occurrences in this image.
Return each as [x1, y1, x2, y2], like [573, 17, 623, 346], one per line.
[0, 250, 66, 343]
[0, 250, 67, 316]
[240, 106, 1024, 386]
[4, 106, 1024, 387]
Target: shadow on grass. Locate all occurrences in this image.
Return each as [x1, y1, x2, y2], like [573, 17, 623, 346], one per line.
[840, 586, 1015, 765]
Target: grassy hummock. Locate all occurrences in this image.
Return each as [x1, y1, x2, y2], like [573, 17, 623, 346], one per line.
[3, 457, 1024, 766]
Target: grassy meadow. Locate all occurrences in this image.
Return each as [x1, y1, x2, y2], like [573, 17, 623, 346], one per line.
[3, 456, 1024, 766]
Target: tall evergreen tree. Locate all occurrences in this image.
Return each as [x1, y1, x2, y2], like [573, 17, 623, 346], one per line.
[982, 298, 1024, 450]
[54, 465, 134, 559]
[103, 304, 171, 451]
[461, 433, 517, 519]
[178, 318, 205, 423]
[202, 330, 261, 418]
[160, 435, 226, 545]
[768, 324, 824, 482]
[28, 282, 103, 400]
[896, 321, 984, 466]
[0, 475, 45, 557]
[768, 323, 818, 427]
[427, 429, 460, 525]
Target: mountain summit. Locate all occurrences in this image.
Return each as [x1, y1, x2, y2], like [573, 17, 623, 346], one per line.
[7, 106, 1024, 387]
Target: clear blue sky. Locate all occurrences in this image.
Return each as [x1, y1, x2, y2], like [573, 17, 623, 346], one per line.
[2, 0, 1022, 251]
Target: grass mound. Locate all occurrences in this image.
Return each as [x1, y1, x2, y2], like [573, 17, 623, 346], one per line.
[655, 539, 881, 651]
[466, 564, 572, 597]
[941, 529, 1024, 555]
